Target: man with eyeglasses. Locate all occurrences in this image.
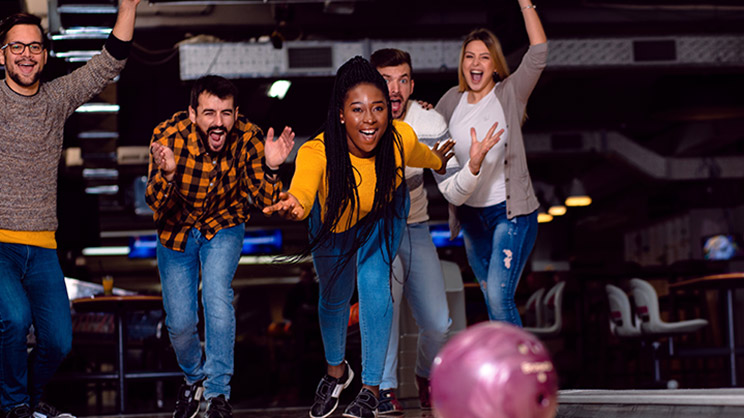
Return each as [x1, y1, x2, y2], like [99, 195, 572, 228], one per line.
[0, 1, 140, 417]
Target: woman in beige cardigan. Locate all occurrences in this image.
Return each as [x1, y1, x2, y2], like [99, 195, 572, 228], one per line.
[434, 1, 548, 326]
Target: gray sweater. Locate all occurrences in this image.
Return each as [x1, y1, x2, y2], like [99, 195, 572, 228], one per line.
[0, 48, 126, 231]
[435, 42, 548, 219]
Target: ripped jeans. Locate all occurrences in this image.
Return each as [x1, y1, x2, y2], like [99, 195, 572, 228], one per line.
[457, 202, 538, 326]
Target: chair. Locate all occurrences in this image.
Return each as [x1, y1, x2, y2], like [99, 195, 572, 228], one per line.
[525, 281, 565, 337]
[629, 278, 708, 335]
[605, 284, 641, 338]
[628, 278, 708, 387]
[522, 287, 546, 328]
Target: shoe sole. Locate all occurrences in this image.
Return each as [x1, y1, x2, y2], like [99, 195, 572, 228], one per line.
[309, 363, 355, 418]
[342, 411, 379, 418]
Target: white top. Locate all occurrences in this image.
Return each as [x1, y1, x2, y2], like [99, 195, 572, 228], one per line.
[401, 101, 451, 224]
[448, 85, 508, 207]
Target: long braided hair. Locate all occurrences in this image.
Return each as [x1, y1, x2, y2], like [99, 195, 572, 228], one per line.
[303, 56, 405, 285]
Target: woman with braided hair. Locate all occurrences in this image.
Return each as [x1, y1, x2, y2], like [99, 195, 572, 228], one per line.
[264, 56, 451, 418]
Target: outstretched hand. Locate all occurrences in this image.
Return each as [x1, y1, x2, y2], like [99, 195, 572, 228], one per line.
[468, 122, 503, 175]
[432, 139, 455, 175]
[263, 192, 305, 220]
[150, 142, 176, 182]
[265, 126, 296, 170]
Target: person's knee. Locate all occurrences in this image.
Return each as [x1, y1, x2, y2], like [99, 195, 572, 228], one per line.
[44, 330, 72, 360]
[165, 312, 198, 336]
[1, 309, 33, 341]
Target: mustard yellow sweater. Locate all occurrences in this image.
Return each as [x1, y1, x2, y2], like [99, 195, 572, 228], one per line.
[288, 120, 441, 232]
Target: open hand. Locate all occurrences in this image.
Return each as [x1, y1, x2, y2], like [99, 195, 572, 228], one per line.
[265, 126, 296, 170]
[432, 139, 455, 175]
[468, 122, 503, 175]
[263, 192, 305, 220]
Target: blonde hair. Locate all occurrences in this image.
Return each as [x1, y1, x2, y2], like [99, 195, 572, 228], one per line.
[457, 28, 510, 93]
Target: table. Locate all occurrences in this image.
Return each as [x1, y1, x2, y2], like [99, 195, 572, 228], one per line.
[71, 295, 182, 413]
[669, 272, 744, 387]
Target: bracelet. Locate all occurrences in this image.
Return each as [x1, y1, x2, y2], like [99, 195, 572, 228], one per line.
[521, 4, 536, 10]
[264, 164, 280, 176]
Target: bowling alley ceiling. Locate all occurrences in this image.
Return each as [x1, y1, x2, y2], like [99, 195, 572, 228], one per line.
[4, 0, 744, 270]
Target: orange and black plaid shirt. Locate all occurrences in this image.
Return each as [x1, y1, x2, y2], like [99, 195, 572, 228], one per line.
[145, 111, 281, 252]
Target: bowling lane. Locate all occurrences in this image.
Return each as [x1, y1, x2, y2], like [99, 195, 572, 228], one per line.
[557, 388, 744, 418]
[84, 407, 435, 417]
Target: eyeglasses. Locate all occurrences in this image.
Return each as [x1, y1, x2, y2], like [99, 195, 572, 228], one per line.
[0, 41, 44, 55]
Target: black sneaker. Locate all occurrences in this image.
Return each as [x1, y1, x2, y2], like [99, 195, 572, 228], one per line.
[7, 405, 33, 418]
[309, 360, 354, 418]
[377, 389, 402, 416]
[173, 379, 204, 418]
[32, 402, 76, 417]
[205, 395, 232, 418]
[343, 388, 379, 418]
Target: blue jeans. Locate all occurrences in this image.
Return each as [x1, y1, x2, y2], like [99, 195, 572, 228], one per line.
[381, 222, 451, 390]
[310, 186, 408, 386]
[157, 224, 244, 400]
[457, 203, 538, 326]
[0, 243, 72, 412]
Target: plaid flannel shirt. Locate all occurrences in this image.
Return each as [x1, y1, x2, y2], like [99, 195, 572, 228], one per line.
[145, 110, 281, 252]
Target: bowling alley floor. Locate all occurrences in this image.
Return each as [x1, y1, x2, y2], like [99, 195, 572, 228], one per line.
[83, 388, 744, 418]
[84, 406, 434, 417]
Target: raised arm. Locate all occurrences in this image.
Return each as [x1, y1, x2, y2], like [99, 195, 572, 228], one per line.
[519, 0, 547, 45]
[111, 0, 140, 42]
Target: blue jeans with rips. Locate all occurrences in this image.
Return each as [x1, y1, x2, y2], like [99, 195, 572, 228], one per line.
[310, 185, 408, 386]
[457, 202, 538, 326]
[157, 223, 244, 401]
[380, 222, 451, 390]
[0, 243, 72, 412]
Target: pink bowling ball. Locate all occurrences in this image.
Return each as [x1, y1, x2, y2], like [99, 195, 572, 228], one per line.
[431, 322, 558, 418]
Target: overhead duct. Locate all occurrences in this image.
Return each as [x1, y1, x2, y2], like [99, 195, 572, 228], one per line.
[178, 35, 744, 80]
[525, 131, 744, 180]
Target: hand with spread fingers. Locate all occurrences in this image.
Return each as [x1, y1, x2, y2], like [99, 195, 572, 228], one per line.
[263, 192, 305, 220]
[468, 122, 503, 175]
[432, 139, 455, 175]
[265, 126, 296, 170]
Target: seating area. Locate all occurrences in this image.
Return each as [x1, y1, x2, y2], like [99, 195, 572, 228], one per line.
[603, 278, 708, 389]
[524, 281, 566, 338]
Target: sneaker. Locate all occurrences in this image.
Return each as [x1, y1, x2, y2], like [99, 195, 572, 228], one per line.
[309, 360, 354, 418]
[7, 405, 33, 418]
[33, 402, 76, 418]
[342, 388, 378, 418]
[205, 395, 232, 418]
[377, 389, 402, 415]
[415, 374, 431, 409]
[173, 379, 205, 418]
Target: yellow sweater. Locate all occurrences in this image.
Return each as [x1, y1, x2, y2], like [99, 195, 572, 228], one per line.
[289, 120, 441, 232]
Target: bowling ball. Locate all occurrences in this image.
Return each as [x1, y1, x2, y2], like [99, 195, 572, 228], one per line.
[430, 322, 558, 418]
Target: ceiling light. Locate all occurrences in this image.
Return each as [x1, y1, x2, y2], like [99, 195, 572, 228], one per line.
[564, 178, 592, 207]
[75, 103, 120, 113]
[82, 246, 130, 256]
[547, 195, 567, 216]
[537, 212, 553, 223]
[548, 204, 567, 216]
[268, 80, 291, 99]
